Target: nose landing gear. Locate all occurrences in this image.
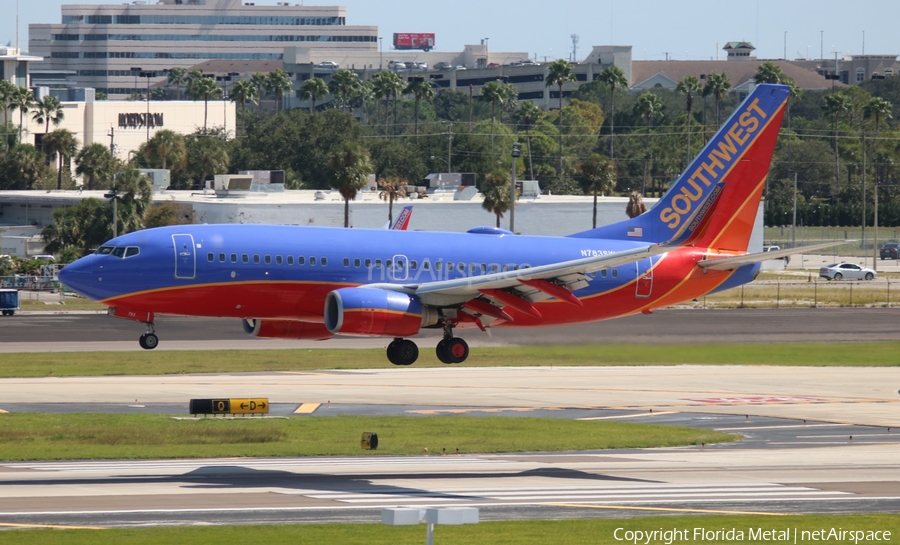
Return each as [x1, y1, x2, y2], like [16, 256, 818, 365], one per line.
[138, 322, 158, 350]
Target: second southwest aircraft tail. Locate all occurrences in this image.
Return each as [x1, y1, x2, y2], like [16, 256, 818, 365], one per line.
[568, 83, 790, 252]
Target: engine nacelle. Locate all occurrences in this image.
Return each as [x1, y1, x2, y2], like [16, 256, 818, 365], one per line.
[324, 287, 438, 337]
[242, 319, 333, 340]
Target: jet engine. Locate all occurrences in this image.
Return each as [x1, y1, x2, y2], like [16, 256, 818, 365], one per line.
[242, 319, 333, 340]
[324, 287, 439, 337]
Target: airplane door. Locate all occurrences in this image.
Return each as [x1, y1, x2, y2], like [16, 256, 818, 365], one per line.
[635, 258, 653, 298]
[173, 234, 196, 279]
[390, 254, 409, 281]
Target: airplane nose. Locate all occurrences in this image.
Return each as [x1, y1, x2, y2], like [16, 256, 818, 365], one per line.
[58, 257, 92, 295]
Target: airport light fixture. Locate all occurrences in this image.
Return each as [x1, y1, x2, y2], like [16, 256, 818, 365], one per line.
[382, 507, 478, 545]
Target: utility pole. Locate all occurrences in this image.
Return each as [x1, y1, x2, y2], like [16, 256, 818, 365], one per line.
[107, 126, 116, 155]
[792, 171, 797, 248]
[446, 122, 452, 173]
[509, 142, 521, 233]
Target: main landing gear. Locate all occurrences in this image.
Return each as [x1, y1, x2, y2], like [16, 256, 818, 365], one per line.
[386, 322, 469, 366]
[138, 322, 159, 350]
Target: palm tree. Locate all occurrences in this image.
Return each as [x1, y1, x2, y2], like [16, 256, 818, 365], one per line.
[266, 69, 293, 112]
[514, 101, 542, 181]
[579, 154, 616, 228]
[187, 134, 229, 190]
[10, 86, 34, 146]
[863, 96, 892, 228]
[230, 79, 258, 112]
[250, 73, 268, 112]
[144, 129, 186, 171]
[480, 168, 511, 228]
[3, 144, 44, 189]
[597, 65, 627, 159]
[186, 76, 222, 132]
[0, 80, 17, 153]
[546, 59, 576, 179]
[328, 69, 360, 112]
[500, 82, 519, 124]
[299, 77, 327, 113]
[32, 95, 65, 139]
[43, 128, 79, 190]
[753, 62, 785, 84]
[823, 92, 850, 185]
[112, 166, 153, 234]
[378, 176, 407, 226]
[327, 141, 374, 228]
[702, 72, 731, 126]
[75, 143, 115, 190]
[403, 78, 435, 136]
[675, 75, 701, 168]
[634, 92, 664, 195]
[166, 67, 187, 100]
[370, 71, 405, 133]
[480, 80, 506, 148]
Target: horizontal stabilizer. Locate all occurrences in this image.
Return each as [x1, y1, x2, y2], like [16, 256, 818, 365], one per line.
[697, 241, 853, 271]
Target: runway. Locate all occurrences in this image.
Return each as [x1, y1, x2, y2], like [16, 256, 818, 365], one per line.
[0, 308, 899, 528]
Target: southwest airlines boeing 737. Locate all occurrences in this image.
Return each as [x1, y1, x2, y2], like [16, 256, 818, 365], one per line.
[60, 84, 822, 365]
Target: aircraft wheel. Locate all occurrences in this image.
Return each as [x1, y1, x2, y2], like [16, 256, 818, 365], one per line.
[139, 333, 159, 350]
[445, 338, 469, 364]
[394, 339, 418, 365]
[436, 339, 455, 364]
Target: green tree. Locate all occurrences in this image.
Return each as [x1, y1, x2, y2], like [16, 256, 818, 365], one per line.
[327, 141, 374, 227]
[823, 92, 851, 185]
[185, 133, 229, 190]
[145, 201, 192, 229]
[597, 65, 628, 159]
[299, 77, 328, 113]
[43, 128, 79, 191]
[579, 154, 616, 228]
[404, 78, 435, 136]
[266, 69, 293, 113]
[0, 80, 16, 154]
[112, 166, 154, 234]
[546, 59, 576, 178]
[480, 80, 507, 148]
[75, 143, 115, 190]
[634, 92, 664, 195]
[328, 69, 360, 112]
[0, 144, 44, 189]
[370, 71, 405, 133]
[166, 67, 187, 100]
[144, 129, 187, 171]
[480, 168, 512, 228]
[10, 86, 34, 145]
[250, 73, 269, 112]
[702, 72, 731, 126]
[186, 76, 222, 132]
[378, 176, 407, 226]
[675, 75, 701, 167]
[230, 79, 259, 112]
[31, 95, 65, 140]
[514, 101, 543, 181]
[41, 198, 111, 256]
[754, 62, 786, 84]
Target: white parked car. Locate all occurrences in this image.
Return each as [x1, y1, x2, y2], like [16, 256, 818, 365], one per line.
[819, 262, 876, 281]
[314, 61, 339, 70]
[388, 60, 407, 70]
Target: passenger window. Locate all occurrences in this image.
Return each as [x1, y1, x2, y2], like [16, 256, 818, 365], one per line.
[491, 264, 499, 273]
[264, 255, 271, 264]
[218, 253, 225, 262]
[410, 260, 417, 270]
[275, 255, 282, 265]
[321, 257, 327, 267]
[386, 259, 393, 268]
[298, 256, 305, 265]
[124, 247, 140, 258]
[287, 256, 294, 265]
[469, 263, 477, 274]
[310, 257, 317, 266]
[365, 258, 372, 268]
[253, 255, 260, 264]
[435, 261, 442, 271]
[242, 254, 249, 263]
[481, 263, 487, 274]
[447, 262, 454, 272]
[601, 269, 608, 278]
[207, 252, 214, 262]
[354, 258, 361, 267]
[612, 269, 618, 278]
[375, 259, 382, 268]
[343, 258, 350, 267]
[230, 253, 237, 263]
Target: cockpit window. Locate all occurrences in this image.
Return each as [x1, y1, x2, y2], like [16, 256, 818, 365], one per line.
[96, 246, 114, 255]
[97, 245, 140, 258]
[124, 246, 140, 258]
[111, 247, 126, 258]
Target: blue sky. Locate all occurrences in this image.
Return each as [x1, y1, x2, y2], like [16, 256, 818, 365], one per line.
[4, 0, 898, 62]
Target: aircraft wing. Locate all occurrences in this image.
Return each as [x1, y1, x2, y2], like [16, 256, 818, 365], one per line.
[363, 244, 671, 308]
[697, 241, 851, 271]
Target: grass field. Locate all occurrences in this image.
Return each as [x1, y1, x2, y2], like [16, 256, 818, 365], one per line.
[3, 514, 898, 544]
[1, 342, 897, 378]
[0, 414, 734, 461]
